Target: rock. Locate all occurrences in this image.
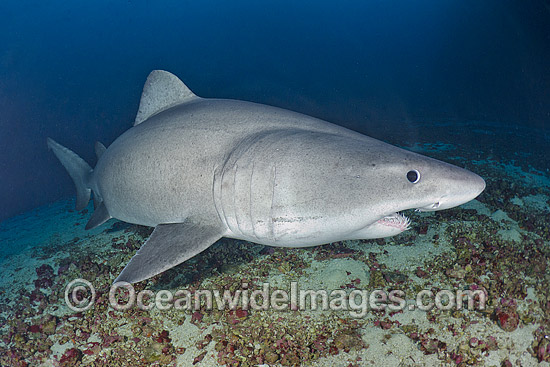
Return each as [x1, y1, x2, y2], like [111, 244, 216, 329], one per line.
[42, 316, 57, 335]
[264, 351, 279, 363]
[334, 331, 363, 350]
[143, 341, 164, 362]
[59, 348, 82, 366]
[495, 306, 519, 332]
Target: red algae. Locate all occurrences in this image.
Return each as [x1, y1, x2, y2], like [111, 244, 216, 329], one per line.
[495, 299, 520, 332]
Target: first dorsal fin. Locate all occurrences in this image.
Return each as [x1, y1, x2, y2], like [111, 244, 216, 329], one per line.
[134, 70, 198, 126]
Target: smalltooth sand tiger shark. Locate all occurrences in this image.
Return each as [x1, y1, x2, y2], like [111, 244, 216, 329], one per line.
[48, 70, 486, 284]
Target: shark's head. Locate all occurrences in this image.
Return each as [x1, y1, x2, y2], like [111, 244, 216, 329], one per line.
[350, 145, 486, 239]
[224, 130, 487, 244]
[401, 156, 486, 212]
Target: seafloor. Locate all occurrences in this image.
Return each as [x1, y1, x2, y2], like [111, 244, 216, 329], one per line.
[0, 121, 549, 366]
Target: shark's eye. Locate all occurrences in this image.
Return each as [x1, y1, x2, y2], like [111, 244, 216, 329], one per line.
[406, 170, 420, 183]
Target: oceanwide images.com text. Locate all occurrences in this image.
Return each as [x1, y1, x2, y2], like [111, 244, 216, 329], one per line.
[65, 279, 487, 317]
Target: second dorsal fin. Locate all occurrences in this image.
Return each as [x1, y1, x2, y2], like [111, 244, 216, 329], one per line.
[95, 141, 107, 159]
[134, 70, 198, 126]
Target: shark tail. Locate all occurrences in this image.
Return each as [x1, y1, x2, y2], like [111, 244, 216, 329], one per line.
[47, 138, 93, 211]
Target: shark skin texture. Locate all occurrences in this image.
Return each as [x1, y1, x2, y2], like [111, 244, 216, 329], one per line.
[48, 70, 486, 284]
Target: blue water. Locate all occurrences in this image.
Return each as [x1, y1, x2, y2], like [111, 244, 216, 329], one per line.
[1, 0, 549, 221]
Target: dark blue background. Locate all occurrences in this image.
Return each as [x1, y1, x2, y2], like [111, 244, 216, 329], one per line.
[1, 0, 549, 222]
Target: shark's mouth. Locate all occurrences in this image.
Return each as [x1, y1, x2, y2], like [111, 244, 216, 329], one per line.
[376, 212, 411, 231]
[416, 202, 441, 212]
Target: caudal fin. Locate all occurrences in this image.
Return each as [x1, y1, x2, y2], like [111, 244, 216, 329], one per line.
[47, 138, 93, 210]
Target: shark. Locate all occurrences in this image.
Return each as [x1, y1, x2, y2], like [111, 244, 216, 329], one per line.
[48, 70, 486, 284]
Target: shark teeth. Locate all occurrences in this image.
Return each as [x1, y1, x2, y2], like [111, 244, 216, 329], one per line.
[377, 212, 411, 231]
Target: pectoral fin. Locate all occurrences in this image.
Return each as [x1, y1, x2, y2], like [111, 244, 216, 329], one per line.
[114, 220, 224, 284]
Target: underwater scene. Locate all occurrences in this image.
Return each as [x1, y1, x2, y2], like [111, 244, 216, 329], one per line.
[1, 1, 549, 367]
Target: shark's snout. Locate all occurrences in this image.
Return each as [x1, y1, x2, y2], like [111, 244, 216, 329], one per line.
[457, 170, 486, 203]
[417, 169, 486, 212]
[471, 172, 487, 197]
[450, 171, 485, 210]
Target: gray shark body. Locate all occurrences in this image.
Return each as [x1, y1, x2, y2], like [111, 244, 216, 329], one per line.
[48, 70, 485, 283]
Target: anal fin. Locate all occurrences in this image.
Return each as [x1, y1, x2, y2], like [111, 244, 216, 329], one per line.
[114, 220, 225, 284]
